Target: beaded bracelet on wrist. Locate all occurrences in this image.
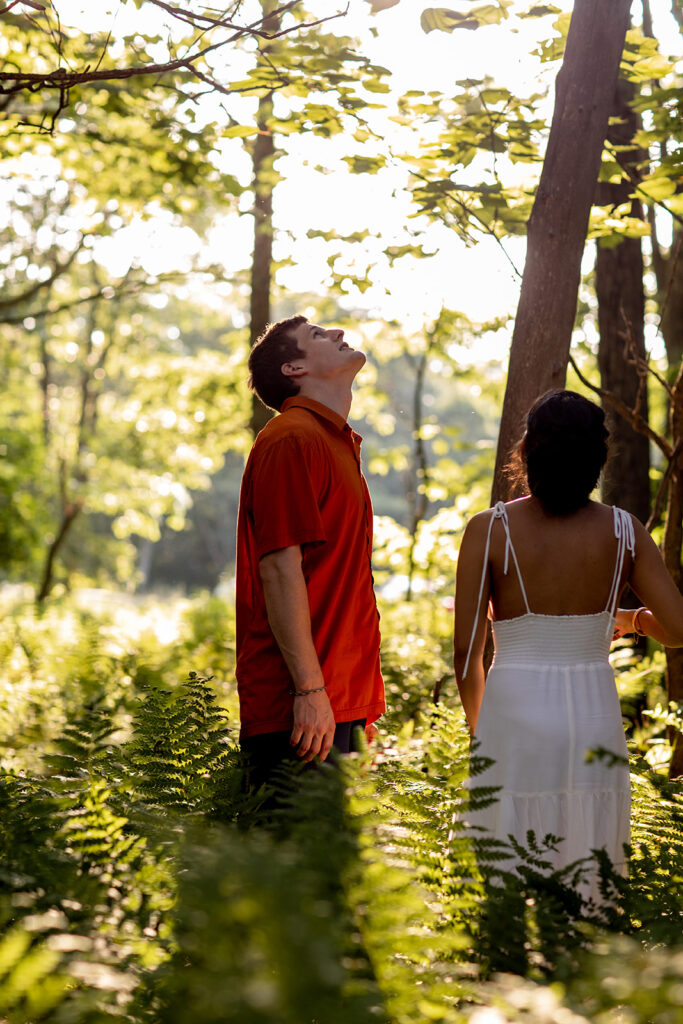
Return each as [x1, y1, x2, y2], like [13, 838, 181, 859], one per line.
[289, 685, 326, 697]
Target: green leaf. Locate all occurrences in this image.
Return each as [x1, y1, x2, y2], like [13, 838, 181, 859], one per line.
[625, 54, 676, 82]
[364, 80, 391, 94]
[222, 126, 259, 138]
[421, 4, 510, 33]
[638, 176, 677, 201]
[421, 8, 479, 32]
[366, 0, 401, 10]
[342, 154, 387, 174]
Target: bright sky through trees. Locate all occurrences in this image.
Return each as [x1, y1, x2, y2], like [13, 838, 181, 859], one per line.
[25, 0, 683, 350]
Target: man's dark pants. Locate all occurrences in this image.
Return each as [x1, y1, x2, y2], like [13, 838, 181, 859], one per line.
[241, 719, 367, 795]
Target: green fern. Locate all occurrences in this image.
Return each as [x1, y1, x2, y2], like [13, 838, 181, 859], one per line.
[124, 672, 237, 815]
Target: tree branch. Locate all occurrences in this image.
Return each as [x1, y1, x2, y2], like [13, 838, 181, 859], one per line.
[146, 0, 299, 32]
[0, 234, 86, 313]
[568, 352, 673, 460]
[0, 3, 349, 99]
[647, 438, 683, 532]
[0, 267, 194, 325]
[0, 0, 45, 13]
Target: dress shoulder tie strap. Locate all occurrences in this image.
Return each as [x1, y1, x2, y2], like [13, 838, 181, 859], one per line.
[604, 506, 636, 636]
[462, 501, 531, 679]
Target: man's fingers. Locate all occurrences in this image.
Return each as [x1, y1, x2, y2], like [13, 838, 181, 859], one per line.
[290, 724, 303, 748]
[319, 731, 334, 762]
[294, 729, 312, 757]
[302, 732, 324, 761]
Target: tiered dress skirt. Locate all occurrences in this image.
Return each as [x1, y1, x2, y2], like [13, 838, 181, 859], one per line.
[468, 610, 630, 902]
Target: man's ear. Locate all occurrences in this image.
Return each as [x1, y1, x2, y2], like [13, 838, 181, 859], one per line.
[281, 361, 307, 380]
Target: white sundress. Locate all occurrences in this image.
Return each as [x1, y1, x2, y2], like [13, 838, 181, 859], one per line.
[463, 502, 633, 903]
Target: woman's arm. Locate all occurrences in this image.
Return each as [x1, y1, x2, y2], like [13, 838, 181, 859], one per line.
[615, 518, 683, 648]
[454, 512, 493, 735]
[614, 605, 683, 646]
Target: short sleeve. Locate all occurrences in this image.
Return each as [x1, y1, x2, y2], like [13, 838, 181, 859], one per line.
[250, 435, 327, 558]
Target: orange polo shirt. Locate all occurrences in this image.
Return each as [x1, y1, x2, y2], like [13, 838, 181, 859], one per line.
[235, 395, 384, 739]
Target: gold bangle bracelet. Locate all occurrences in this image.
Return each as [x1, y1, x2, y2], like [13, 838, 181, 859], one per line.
[632, 606, 647, 636]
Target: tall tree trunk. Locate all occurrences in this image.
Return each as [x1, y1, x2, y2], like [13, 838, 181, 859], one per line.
[651, 228, 683, 369]
[405, 340, 433, 602]
[248, 1, 279, 438]
[595, 76, 650, 524]
[596, 236, 650, 519]
[492, 0, 632, 501]
[639, 0, 683, 776]
[664, 367, 683, 777]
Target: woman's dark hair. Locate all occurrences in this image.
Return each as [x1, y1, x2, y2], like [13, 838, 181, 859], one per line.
[248, 315, 307, 412]
[511, 390, 609, 515]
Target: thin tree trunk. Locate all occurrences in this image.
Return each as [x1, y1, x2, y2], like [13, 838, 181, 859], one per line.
[642, 0, 653, 35]
[665, 367, 683, 777]
[406, 346, 431, 602]
[492, 0, 632, 501]
[652, 229, 683, 369]
[248, 1, 279, 437]
[249, 92, 275, 437]
[38, 322, 52, 447]
[595, 75, 650, 524]
[36, 502, 82, 604]
[596, 237, 650, 519]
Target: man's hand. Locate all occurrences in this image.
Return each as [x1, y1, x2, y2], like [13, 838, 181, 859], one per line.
[364, 721, 378, 745]
[290, 689, 336, 762]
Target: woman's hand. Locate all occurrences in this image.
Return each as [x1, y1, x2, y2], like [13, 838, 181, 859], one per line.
[612, 607, 635, 640]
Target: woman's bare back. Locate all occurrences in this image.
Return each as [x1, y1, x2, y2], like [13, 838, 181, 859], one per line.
[488, 497, 631, 621]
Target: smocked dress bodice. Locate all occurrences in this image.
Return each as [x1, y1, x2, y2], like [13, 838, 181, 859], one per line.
[491, 611, 613, 668]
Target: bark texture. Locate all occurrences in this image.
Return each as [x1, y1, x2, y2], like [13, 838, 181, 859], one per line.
[652, 228, 683, 369]
[595, 76, 650, 524]
[597, 237, 650, 519]
[492, 0, 632, 501]
[248, 2, 278, 438]
[665, 367, 683, 777]
[248, 91, 276, 437]
[405, 337, 434, 602]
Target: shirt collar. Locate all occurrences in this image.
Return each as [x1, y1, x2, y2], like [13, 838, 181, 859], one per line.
[281, 395, 352, 435]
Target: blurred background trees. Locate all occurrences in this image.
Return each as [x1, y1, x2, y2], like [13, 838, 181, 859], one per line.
[2, 0, 683, 765]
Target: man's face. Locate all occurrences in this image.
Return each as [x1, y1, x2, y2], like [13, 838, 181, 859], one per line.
[284, 321, 366, 383]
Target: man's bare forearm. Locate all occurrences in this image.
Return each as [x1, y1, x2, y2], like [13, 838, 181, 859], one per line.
[259, 545, 335, 761]
[259, 545, 324, 690]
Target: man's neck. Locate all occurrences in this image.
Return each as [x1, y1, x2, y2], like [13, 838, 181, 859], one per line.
[296, 382, 353, 422]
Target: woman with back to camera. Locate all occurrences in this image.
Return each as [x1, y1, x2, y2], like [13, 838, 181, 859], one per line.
[454, 390, 683, 901]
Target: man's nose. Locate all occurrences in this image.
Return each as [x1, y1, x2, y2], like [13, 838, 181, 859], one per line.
[331, 328, 344, 342]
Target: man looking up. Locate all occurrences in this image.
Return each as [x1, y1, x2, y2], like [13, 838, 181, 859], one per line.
[236, 316, 385, 788]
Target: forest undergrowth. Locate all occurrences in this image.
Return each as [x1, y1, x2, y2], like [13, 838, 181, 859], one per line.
[0, 588, 681, 1024]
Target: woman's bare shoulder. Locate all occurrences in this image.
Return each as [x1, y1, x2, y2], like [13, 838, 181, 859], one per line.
[507, 497, 616, 524]
[464, 507, 497, 537]
[586, 500, 639, 534]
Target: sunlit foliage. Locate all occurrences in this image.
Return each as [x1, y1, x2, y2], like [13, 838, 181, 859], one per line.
[0, 590, 681, 1023]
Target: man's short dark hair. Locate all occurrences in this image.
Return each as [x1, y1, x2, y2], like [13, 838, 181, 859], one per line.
[248, 315, 308, 412]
